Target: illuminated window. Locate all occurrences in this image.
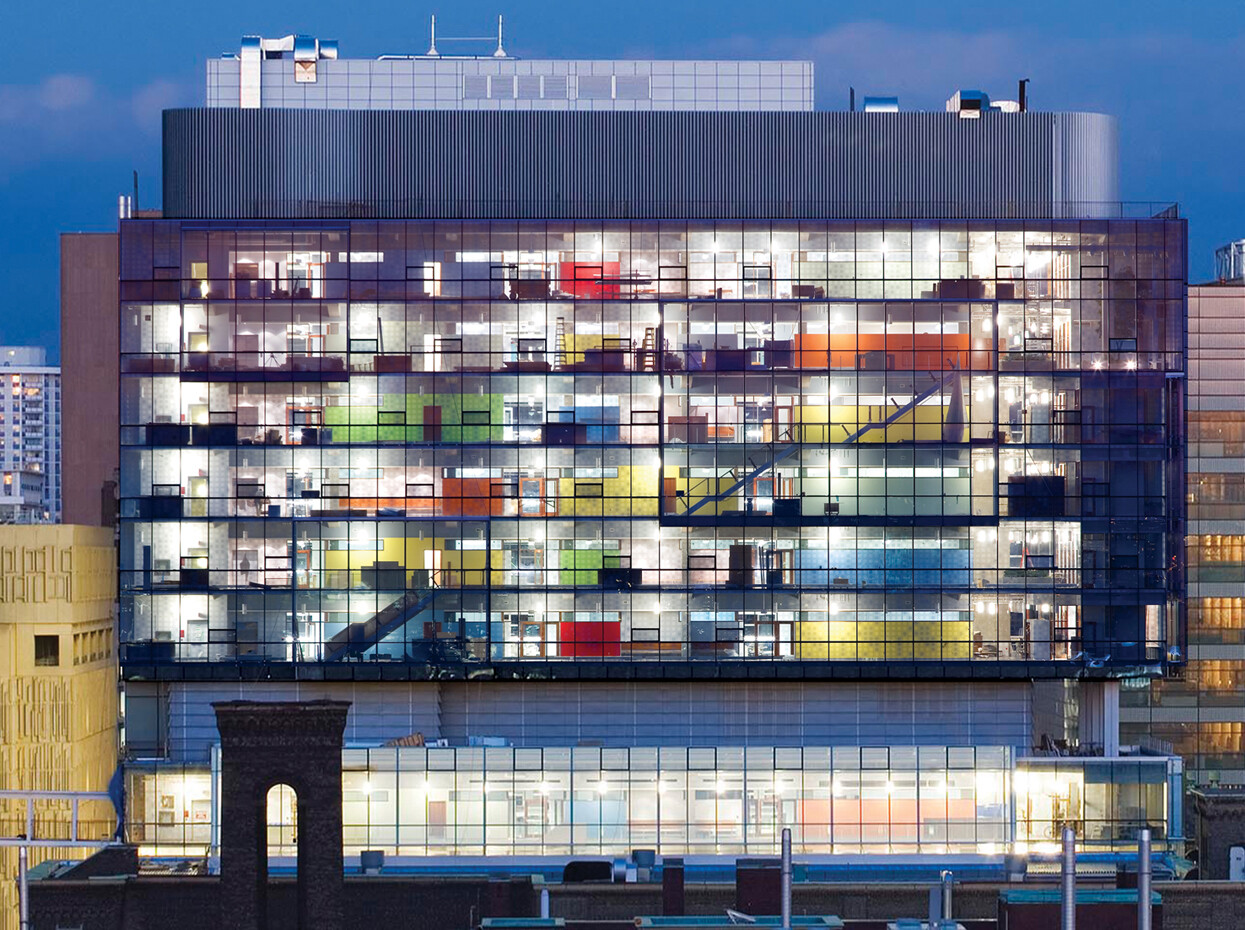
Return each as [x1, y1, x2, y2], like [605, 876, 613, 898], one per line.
[267, 783, 298, 857]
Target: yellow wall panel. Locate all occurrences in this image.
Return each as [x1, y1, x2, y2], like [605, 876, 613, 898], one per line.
[562, 466, 659, 518]
[795, 404, 949, 444]
[797, 619, 861, 660]
[800, 618, 971, 662]
[669, 470, 739, 516]
[857, 621, 886, 660]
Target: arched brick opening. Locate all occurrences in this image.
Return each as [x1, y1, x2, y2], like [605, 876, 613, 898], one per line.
[214, 700, 350, 930]
[266, 782, 298, 858]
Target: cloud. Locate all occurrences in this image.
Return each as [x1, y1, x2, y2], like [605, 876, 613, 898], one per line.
[0, 73, 193, 175]
[37, 74, 96, 111]
[0, 73, 98, 123]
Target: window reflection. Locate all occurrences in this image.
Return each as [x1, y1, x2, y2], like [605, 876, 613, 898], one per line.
[120, 746, 1178, 858]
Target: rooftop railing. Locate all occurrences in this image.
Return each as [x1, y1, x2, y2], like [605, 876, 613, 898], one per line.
[243, 199, 1181, 222]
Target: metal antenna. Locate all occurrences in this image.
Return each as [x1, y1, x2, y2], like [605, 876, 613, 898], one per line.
[494, 14, 506, 58]
[424, 16, 509, 58]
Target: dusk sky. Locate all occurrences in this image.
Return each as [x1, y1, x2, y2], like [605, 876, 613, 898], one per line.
[2, 0, 1242, 361]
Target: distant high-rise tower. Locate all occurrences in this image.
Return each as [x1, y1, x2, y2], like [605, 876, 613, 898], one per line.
[0, 347, 61, 522]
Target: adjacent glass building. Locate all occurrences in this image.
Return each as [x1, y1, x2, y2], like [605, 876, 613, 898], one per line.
[1123, 281, 1245, 784]
[117, 34, 1188, 862]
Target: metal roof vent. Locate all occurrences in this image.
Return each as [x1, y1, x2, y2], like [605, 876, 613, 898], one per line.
[862, 96, 899, 113]
[238, 34, 340, 105]
[946, 89, 990, 119]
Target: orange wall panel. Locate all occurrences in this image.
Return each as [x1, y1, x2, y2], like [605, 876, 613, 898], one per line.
[793, 333, 977, 371]
[440, 478, 502, 516]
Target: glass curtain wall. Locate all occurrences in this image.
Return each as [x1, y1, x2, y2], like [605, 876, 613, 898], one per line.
[124, 745, 1180, 858]
[117, 219, 1186, 670]
[1123, 286, 1244, 780]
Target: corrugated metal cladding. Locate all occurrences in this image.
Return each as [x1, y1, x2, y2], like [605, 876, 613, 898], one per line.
[162, 108, 1118, 220]
[143, 680, 1032, 763]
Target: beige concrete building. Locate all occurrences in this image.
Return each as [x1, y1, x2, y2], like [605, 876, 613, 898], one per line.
[0, 524, 117, 929]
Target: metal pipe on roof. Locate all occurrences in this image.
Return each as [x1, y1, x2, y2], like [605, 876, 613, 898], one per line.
[1138, 828, 1152, 930]
[1062, 826, 1076, 930]
[18, 844, 28, 930]
[941, 869, 954, 921]
[780, 827, 792, 930]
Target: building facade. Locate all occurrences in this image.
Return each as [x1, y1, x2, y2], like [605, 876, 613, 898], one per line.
[0, 347, 61, 523]
[61, 233, 121, 527]
[117, 35, 1187, 863]
[0, 524, 118, 930]
[206, 35, 815, 112]
[1123, 282, 1245, 786]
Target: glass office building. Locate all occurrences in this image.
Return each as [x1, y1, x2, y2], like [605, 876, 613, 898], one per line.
[119, 218, 1185, 668]
[116, 36, 1188, 862]
[116, 217, 1187, 853]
